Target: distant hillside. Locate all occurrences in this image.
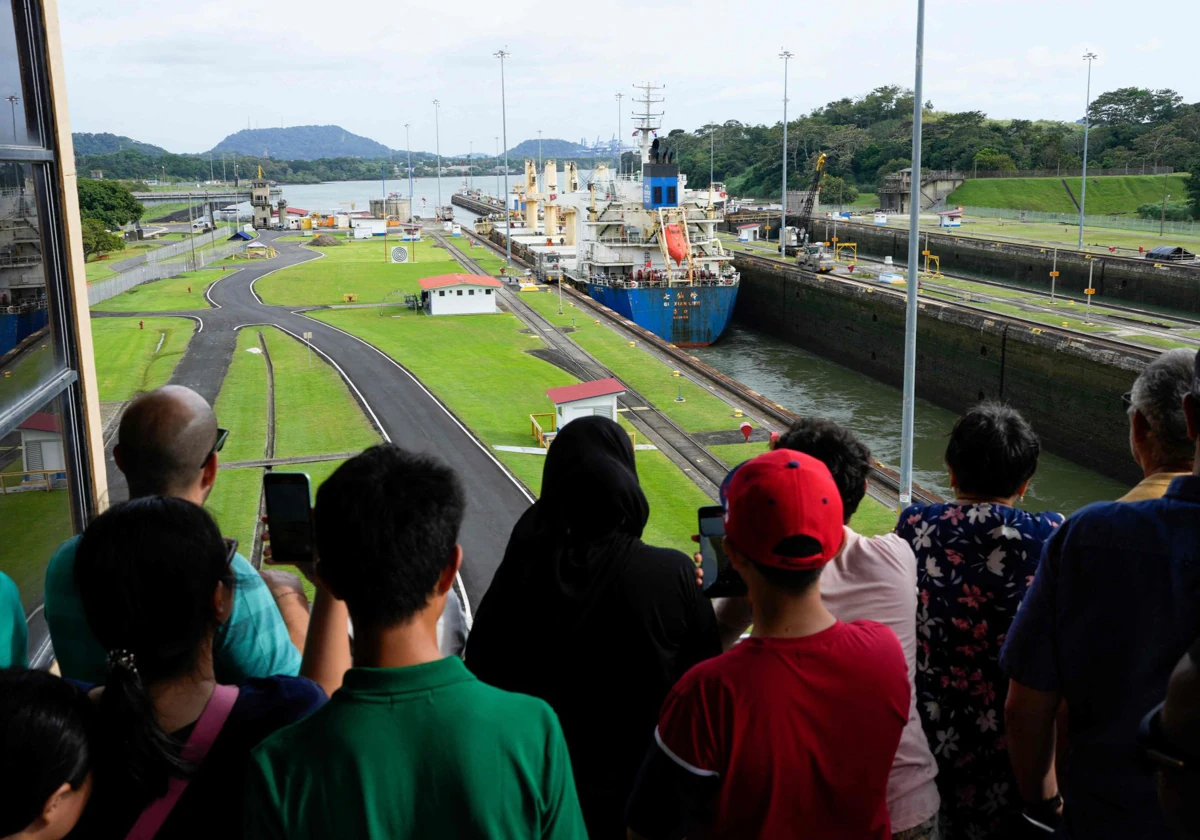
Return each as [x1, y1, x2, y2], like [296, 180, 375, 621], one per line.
[506, 137, 588, 158]
[73, 132, 167, 157]
[210, 125, 392, 161]
[947, 174, 1191, 215]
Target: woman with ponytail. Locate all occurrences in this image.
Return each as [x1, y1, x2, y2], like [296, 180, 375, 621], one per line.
[71, 497, 326, 839]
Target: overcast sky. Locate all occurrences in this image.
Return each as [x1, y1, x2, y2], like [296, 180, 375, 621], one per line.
[57, 0, 1196, 156]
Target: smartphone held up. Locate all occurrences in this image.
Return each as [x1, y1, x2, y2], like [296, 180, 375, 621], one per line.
[262, 472, 315, 566]
[698, 505, 747, 598]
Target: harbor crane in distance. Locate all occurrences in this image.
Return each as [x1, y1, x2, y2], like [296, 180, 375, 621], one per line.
[790, 152, 834, 272]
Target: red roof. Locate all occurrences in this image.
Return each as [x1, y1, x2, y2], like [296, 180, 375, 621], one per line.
[18, 412, 60, 434]
[546, 377, 626, 405]
[737, 223, 759, 230]
[286, 207, 309, 216]
[419, 274, 503, 290]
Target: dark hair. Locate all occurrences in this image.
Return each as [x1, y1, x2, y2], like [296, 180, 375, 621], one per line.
[945, 401, 1040, 498]
[748, 562, 823, 595]
[74, 496, 234, 802]
[777, 418, 871, 522]
[315, 444, 465, 629]
[0, 670, 93, 835]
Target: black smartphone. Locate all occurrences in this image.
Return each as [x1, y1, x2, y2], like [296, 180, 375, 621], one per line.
[262, 472, 314, 566]
[698, 505, 747, 598]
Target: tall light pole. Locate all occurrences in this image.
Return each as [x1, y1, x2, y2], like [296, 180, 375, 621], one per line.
[615, 92, 624, 174]
[404, 123, 413, 221]
[899, 0, 926, 506]
[537, 129, 543, 174]
[433, 99, 442, 211]
[1078, 51, 1097, 250]
[494, 136, 500, 198]
[778, 50, 793, 255]
[495, 47, 512, 266]
[469, 140, 474, 191]
[5, 95, 17, 143]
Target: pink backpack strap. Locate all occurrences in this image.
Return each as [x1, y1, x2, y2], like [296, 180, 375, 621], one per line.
[125, 684, 240, 840]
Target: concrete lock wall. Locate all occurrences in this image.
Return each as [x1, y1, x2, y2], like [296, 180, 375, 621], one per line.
[812, 220, 1200, 314]
[734, 256, 1150, 484]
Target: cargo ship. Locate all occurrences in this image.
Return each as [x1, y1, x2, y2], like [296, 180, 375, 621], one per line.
[474, 84, 739, 346]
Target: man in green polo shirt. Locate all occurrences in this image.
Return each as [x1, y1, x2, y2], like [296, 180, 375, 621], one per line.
[44, 385, 301, 683]
[245, 445, 586, 839]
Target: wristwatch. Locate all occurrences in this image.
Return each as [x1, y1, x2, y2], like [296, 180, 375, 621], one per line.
[1022, 793, 1063, 833]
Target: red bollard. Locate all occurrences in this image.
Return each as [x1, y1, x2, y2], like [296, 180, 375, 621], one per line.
[739, 421, 753, 442]
[769, 431, 780, 449]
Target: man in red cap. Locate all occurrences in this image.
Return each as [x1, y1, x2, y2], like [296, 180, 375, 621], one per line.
[625, 449, 911, 840]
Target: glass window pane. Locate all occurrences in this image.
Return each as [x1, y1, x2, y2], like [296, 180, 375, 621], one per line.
[0, 3, 35, 146]
[0, 391, 75, 623]
[0, 161, 64, 418]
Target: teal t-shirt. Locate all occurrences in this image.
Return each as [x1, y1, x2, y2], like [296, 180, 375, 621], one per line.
[0, 572, 28, 668]
[44, 536, 301, 684]
[245, 657, 587, 839]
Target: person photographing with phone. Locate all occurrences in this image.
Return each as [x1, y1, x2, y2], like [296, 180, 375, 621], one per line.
[626, 449, 910, 840]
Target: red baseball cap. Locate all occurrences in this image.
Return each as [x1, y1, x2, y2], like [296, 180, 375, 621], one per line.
[721, 449, 845, 570]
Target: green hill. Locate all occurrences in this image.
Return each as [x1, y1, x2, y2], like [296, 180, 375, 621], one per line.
[73, 132, 167, 157]
[210, 125, 392, 161]
[947, 174, 1190, 215]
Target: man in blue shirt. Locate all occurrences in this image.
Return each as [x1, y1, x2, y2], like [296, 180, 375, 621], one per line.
[44, 385, 301, 683]
[1001, 349, 1200, 839]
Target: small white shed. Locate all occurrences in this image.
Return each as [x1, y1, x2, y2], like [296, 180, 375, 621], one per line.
[546, 378, 626, 428]
[18, 412, 64, 474]
[420, 274, 502, 315]
[736, 224, 759, 242]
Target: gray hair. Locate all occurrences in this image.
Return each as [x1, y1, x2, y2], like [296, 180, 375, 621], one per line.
[1130, 349, 1195, 465]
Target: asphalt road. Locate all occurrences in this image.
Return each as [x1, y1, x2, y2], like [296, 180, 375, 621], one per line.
[96, 231, 533, 604]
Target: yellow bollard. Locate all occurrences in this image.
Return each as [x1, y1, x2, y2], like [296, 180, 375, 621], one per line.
[672, 370, 681, 377]
[628, 341, 636, 347]
[733, 409, 743, 418]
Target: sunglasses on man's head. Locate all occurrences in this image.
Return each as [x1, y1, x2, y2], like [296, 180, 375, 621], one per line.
[1121, 391, 1133, 411]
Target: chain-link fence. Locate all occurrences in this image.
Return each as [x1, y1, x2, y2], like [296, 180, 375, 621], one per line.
[959, 205, 1199, 238]
[87, 238, 247, 307]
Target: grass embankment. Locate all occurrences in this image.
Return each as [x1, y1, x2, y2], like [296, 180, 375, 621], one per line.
[256, 240, 459, 306]
[143, 202, 191, 222]
[947, 174, 1190, 215]
[89, 317, 194, 402]
[90, 269, 230, 313]
[0, 489, 75, 610]
[447, 237, 508, 275]
[311, 306, 712, 550]
[214, 328, 270, 463]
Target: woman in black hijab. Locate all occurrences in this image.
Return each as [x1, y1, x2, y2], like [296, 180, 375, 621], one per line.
[467, 415, 720, 839]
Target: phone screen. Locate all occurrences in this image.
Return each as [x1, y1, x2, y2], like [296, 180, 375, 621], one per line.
[263, 473, 313, 566]
[699, 505, 747, 598]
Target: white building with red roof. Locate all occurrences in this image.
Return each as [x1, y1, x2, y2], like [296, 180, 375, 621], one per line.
[545, 378, 626, 428]
[419, 274, 503, 316]
[17, 411, 64, 475]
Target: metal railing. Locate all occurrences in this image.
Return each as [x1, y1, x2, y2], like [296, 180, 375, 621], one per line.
[87, 238, 247, 307]
[530, 413, 556, 448]
[968, 165, 1175, 179]
[958, 205, 1199, 237]
[0, 469, 60, 493]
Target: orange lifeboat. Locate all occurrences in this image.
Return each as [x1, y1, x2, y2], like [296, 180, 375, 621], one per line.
[664, 223, 686, 266]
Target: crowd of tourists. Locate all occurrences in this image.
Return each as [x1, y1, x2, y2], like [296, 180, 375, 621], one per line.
[3, 348, 1200, 839]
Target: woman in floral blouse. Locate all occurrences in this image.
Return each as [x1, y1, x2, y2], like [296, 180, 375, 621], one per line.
[895, 402, 1063, 839]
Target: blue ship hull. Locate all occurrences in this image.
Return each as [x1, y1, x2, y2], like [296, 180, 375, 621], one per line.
[0, 308, 48, 356]
[587, 283, 737, 346]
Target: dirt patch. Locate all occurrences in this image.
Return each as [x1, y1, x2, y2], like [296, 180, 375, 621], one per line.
[309, 234, 343, 247]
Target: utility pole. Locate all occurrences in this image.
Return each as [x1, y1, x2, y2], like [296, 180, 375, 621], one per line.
[537, 129, 543, 174]
[5, 95, 17, 142]
[404, 123, 413, 222]
[433, 100, 443, 212]
[778, 49, 793, 255]
[899, 0, 926, 507]
[495, 48, 512, 267]
[469, 140, 474, 191]
[615, 92, 624, 175]
[1078, 51, 1097, 250]
[1161, 186, 1171, 237]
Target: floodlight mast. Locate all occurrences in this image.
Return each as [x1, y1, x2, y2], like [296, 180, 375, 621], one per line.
[495, 48, 511, 266]
[1078, 51, 1098, 250]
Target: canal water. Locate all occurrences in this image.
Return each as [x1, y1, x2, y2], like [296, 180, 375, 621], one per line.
[691, 324, 1128, 515]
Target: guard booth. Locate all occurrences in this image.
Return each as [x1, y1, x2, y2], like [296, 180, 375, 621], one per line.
[546, 378, 626, 428]
[736, 224, 759, 242]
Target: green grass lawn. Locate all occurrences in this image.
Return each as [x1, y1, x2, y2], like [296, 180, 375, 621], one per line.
[89, 317, 194, 402]
[143, 201, 191, 222]
[947, 174, 1190, 216]
[84, 259, 119, 284]
[214, 329, 270, 463]
[256, 240, 460, 306]
[0, 488, 74, 611]
[261, 327, 380, 459]
[1, 340, 56, 402]
[447, 237, 507, 275]
[91, 270, 225, 313]
[519, 291, 745, 433]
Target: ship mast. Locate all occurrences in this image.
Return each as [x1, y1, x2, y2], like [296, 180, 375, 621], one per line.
[631, 82, 664, 170]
